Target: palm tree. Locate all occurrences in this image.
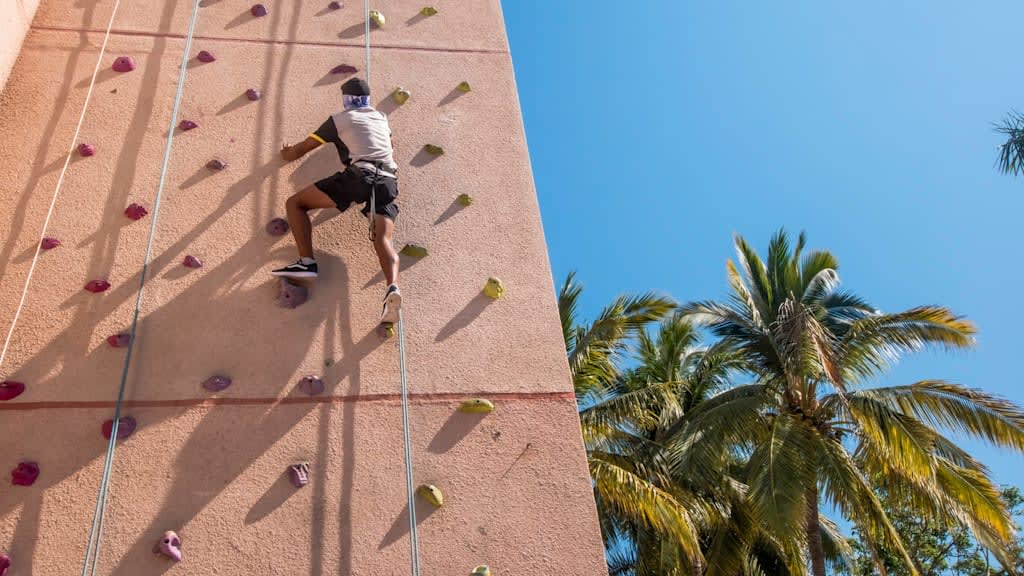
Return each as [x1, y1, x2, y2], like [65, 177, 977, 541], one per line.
[995, 111, 1024, 175]
[674, 230, 1024, 576]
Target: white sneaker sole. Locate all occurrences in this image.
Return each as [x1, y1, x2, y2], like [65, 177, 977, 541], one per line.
[381, 291, 402, 324]
[271, 270, 318, 279]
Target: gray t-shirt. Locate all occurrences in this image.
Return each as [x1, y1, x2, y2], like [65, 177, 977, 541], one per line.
[310, 107, 397, 173]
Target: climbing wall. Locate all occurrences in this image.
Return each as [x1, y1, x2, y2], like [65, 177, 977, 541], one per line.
[0, 1, 608, 574]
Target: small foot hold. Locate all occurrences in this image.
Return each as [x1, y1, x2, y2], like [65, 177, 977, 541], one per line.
[179, 119, 199, 131]
[246, 88, 262, 101]
[288, 462, 310, 488]
[368, 9, 385, 27]
[329, 1, 343, 9]
[392, 88, 411, 104]
[202, 375, 232, 392]
[265, 217, 289, 236]
[107, 333, 131, 348]
[153, 531, 182, 562]
[457, 193, 473, 206]
[112, 56, 135, 72]
[298, 375, 324, 396]
[424, 144, 444, 156]
[0, 552, 10, 576]
[0, 381, 26, 401]
[125, 203, 148, 220]
[102, 416, 137, 440]
[459, 398, 494, 414]
[206, 159, 227, 171]
[85, 279, 111, 293]
[251, 4, 268, 17]
[400, 243, 427, 258]
[457, 81, 472, 93]
[195, 50, 215, 63]
[378, 322, 395, 339]
[472, 566, 491, 576]
[276, 279, 309, 309]
[417, 484, 444, 507]
[420, 6, 438, 16]
[11, 461, 39, 487]
[78, 143, 96, 157]
[41, 237, 61, 250]
[483, 277, 505, 299]
[183, 255, 203, 268]
[331, 64, 358, 75]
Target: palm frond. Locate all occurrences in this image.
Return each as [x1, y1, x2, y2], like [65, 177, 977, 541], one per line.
[995, 110, 1024, 176]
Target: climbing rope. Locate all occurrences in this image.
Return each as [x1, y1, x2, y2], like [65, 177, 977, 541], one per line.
[0, 0, 125, 375]
[79, 1, 203, 574]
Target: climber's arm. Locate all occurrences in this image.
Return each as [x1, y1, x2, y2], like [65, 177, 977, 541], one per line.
[280, 137, 321, 162]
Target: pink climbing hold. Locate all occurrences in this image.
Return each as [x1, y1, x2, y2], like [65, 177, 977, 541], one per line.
[112, 56, 135, 72]
[329, 1, 343, 9]
[331, 64, 358, 75]
[289, 462, 310, 488]
[266, 217, 289, 236]
[85, 279, 111, 293]
[246, 88, 262, 101]
[11, 462, 39, 487]
[102, 416, 137, 440]
[107, 333, 131, 348]
[251, 3, 268, 16]
[183, 255, 203, 268]
[298, 375, 324, 396]
[41, 237, 61, 250]
[276, 279, 308, 309]
[0, 381, 26, 401]
[125, 203, 148, 220]
[196, 50, 216, 63]
[202, 375, 232, 392]
[206, 159, 227, 171]
[154, 531, 182, 562]
[78, 143, 96, 157]
[0, 553, 9, 576]
[179, 119, 198, 131]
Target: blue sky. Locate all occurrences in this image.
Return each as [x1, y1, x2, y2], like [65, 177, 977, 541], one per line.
[505, 1, 1024, 485]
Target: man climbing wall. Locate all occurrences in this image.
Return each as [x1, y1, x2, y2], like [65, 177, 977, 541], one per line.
[275, 76, 403, 324]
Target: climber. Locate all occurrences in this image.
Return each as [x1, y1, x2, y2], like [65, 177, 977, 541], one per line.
[274, 77, 402, 323]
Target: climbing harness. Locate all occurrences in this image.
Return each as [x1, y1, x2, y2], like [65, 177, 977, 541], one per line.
[79, 1, 203, 574]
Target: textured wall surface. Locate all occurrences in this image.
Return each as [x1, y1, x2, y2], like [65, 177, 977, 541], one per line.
[0, 0, 42, 90]
[0, 1, 607, 574]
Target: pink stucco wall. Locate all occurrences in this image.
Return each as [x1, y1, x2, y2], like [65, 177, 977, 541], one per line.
[0, 1, 608, 574]
[0, 0, 41, 91]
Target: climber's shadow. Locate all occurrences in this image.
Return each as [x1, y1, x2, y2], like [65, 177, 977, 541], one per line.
[428, 410, 487, 454]
[378, 498, 439, 550]
[435, 293, 493, 342]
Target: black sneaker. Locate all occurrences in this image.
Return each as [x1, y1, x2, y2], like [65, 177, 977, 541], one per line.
[271, 260, 318, 279]
[380, 284, 402, 324]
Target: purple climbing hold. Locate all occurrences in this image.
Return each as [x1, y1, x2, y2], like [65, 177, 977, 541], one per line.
[11, 462, 39, 487]
[41, 237, 61, 250]
[251, 3, 268, 16]
[112, 56, 136, 72]
[0, 553, 9, 576]
[331, 64, 358, 75]
[276, 279, 308, 309]
[202, 375, 232, 392]
[85, 280, 111, 293]
[107, 333, 131, 348]
[266, 217, 289, 236]
[206, 159, 227, 171]
[179, 119, 198, 131]
[102, 416, 137, 440]
[246, 88, 262, 101]
[154, 531, 182, 562]
[289, 462, 310, 488]
[183, 255, 203, 268]
[78, 143, 96, 157]
[196, 50, 216, 63]
[0, 381, 25, 401]
[125, 203, 148, 220]
[329, 1, 343, 9]
[298, 375, 324, 396]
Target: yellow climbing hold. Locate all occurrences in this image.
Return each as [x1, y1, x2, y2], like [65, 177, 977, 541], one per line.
[483, 277, 505, 299]
[420, 6, 438, 16]
[369, 9, 386, 27]
[417, 484, 444, 507]
[457, 81, 472, 93]
[457, 193, 474, 206]
[379, 323, 396, 338]
[424, 144, 444, 156]
[393, 88, 411, 105]
[400, 243, 428, 258]
[472, 566, 492, 576]
[460, 398, 495, 414]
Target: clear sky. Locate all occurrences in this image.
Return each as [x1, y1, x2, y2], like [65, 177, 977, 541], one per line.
[504, 1, 1024, 485]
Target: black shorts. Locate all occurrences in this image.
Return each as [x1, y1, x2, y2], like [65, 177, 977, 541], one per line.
[314, 165, 399, 221]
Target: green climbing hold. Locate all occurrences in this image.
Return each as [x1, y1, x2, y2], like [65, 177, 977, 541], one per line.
[424, 144, 444, 156]
[460, 398, 494, 414]
[378, 323, 395, 339]
[417, 484, 444, 507]
[483, 277, 505, 300]
[400, 244, 428, 258]
[392, 88, 411, 105]
[457, 193, 474, 207]
[369, 9, 385, 27]
[472, 566, 492, 576]
[420, 6, 438, 16]
[457, 81, 472, 93]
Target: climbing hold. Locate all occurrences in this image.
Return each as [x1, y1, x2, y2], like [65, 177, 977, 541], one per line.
[0, 553, 9, 576]
[202, 375, 232, 392]
[196, 50, 216, 63]
[420, 6, 438, 16]
[417, 484, 444, 507]
[457, 81, 472, 93]
[250, 4, 268, 17]
[457, 193, 474, 206]
[424, 144, 444, 156]
[11, 462, 39, 486]
[206, 159, 227, 171]
[101, 416, 137, 440]
[153, 531, 182, 562]
[392, 88, 411, 105]
[41, 237, 61, 250]
[124, 203, 148, 220]
[277, 279, 309, 309]
[78, 143, 96, 157]
[179, 119, 198, 131]
[182, 255, 203, 268]
[112, 56, 136, 72]
[297, 375, 324, 396]
[328, 1, 343, 9]
[483, 277, 505, 299]
[331, 64, 358, 75]
[460, 398, 495, 414]
[246, 88, 262, 101]
[378, 322, 395, 339]
[106, 333, 131, 348]
[85, 280, 111, 293]
[368, 9, 385, 27]
[0, 381, 25, 401]
[400, 244, 428, 258]
[266, 217, 289, 236]
[472, 566, 492, 576]
[288, 462, 310, 488]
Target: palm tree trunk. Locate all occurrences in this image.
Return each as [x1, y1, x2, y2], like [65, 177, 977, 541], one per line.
[806, 486, 827, 576]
